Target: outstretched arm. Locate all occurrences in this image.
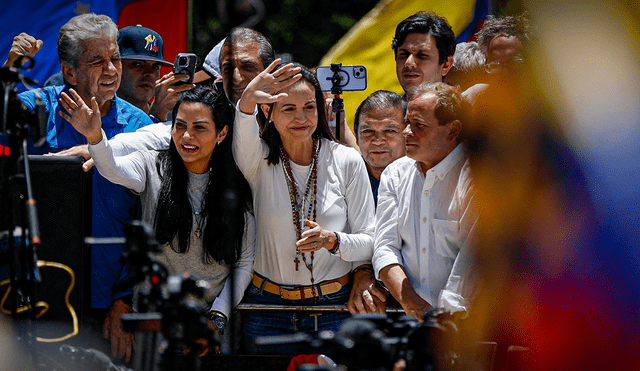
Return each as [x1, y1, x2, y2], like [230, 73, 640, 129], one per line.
[59, 88, 147, 192]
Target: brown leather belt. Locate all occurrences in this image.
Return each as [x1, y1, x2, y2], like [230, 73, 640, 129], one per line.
[251, 273, 350, 300]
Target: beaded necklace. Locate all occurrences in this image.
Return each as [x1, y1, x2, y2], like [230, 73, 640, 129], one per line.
[189, 167, 212, 239]
[280, 137, 321, 285]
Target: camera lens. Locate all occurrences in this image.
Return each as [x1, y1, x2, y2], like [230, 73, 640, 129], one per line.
[179, 57, 187, 65]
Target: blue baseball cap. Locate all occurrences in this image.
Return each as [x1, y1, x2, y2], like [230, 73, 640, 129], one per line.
[118, 25, 173, 66]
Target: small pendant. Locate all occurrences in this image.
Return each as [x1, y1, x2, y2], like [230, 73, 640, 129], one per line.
[195, 228, 202, 239]
[294, 256, 300, 271]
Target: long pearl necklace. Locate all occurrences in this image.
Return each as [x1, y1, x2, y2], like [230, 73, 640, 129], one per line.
[280, 137, 320, 285]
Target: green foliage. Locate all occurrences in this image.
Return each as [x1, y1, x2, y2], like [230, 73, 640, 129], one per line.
[192, 0, 380, 68]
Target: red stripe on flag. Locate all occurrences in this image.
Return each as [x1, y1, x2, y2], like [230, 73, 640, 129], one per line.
[118, 0, 189, 76]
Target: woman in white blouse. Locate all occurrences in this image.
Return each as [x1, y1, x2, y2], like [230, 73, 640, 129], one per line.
[233, 61, 375, 355]
[61, 86, 255, 358]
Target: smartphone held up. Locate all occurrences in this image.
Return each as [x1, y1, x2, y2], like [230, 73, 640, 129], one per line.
[173, 53, 198, 86]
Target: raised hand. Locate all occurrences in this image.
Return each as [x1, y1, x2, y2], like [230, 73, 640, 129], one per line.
[3, 33, 43, 68]
[238, 59, 302, 114]
[58, 89, 103, 144]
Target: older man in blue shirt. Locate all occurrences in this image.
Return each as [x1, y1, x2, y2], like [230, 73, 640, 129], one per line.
[15, 13, 153, 362]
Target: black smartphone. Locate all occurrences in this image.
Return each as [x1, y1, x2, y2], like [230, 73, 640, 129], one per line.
[173, 53, 198, 86]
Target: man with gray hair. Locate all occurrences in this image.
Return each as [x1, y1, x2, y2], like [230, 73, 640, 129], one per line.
[372, 82, 478, 319]
[19, 13, 152, 151]
[444, 41, 486, 92]
[17, 13, 153, 363]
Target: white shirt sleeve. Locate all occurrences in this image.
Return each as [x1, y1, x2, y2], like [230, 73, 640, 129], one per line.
[232, 107, 267, 185]
[108, 121, 172, 156]
[88, 129, 148, 193]
[332, 147, 375, 263]
[210, 210, 256, 318]
[372, 165, 404, 279]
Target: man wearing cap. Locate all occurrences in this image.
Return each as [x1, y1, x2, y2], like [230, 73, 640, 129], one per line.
[117, 25, 194, 122]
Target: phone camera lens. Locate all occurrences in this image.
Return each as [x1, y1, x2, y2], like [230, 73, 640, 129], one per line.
[179, 57, 187, 65]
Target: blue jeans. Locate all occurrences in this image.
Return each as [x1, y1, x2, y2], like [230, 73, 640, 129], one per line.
[243, 276, 352, 356]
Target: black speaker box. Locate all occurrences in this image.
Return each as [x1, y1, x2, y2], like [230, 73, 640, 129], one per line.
[27, 155, 92, 331]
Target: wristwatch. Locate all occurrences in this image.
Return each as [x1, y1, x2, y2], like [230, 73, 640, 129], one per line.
[205, 310, 228, 332]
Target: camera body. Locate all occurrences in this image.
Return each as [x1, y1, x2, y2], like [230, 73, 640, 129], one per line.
[173, 53, 198, 86]
[316, 65, 367, 92]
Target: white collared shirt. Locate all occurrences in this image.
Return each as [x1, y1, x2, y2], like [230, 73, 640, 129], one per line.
[372, 144, 478, 311]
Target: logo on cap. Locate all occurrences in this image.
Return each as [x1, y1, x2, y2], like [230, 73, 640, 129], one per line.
[144, 35, 158, 53]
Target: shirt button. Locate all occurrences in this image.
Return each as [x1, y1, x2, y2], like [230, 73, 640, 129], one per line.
[421, 278, 426, 283]
[422, 248, 426, 253]
[424, 190, 429, 196]
[422, 217, 427, 223]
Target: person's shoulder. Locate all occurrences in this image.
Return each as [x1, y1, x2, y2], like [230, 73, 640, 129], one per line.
[115, 96, 154, 126]
[386, 156, 416, 174]
[18, 85, 64, 108]
[324, 139, 361, 161]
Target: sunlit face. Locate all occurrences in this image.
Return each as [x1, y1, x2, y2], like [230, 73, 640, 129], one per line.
[262, 80, 318, 146]
[172, 102, 228, 174]
[66, 37, 122, 106]
[403, 93, 458, 173]
[357, 106, 406, 178]
[395, 33, 453, 93]
[220, 41, 264, 104]
[118, 59, 162, 108]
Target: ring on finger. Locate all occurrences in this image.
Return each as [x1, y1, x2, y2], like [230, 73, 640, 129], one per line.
[314, 241, 317, 249]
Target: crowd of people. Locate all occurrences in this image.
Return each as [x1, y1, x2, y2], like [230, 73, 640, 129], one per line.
[2, 9, 529, 365]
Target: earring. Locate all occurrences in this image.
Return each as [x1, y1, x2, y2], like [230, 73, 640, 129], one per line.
[217, 141, 221, 145]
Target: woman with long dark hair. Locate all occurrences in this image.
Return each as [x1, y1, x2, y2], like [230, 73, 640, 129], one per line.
[233, 61, 375, 355]
[62, 85, 254, 356]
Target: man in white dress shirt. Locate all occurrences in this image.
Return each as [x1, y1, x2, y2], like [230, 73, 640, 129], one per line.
[372, 82, 478, 320]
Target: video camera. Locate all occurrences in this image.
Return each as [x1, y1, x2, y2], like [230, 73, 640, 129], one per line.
[117, 221, 220, 371]
[256, 309, 467, 371]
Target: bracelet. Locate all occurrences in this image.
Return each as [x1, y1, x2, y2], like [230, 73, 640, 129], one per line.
[352, 264, 374, 275]
[328, 232, 340, 254]
[88, 135, 103, 146]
